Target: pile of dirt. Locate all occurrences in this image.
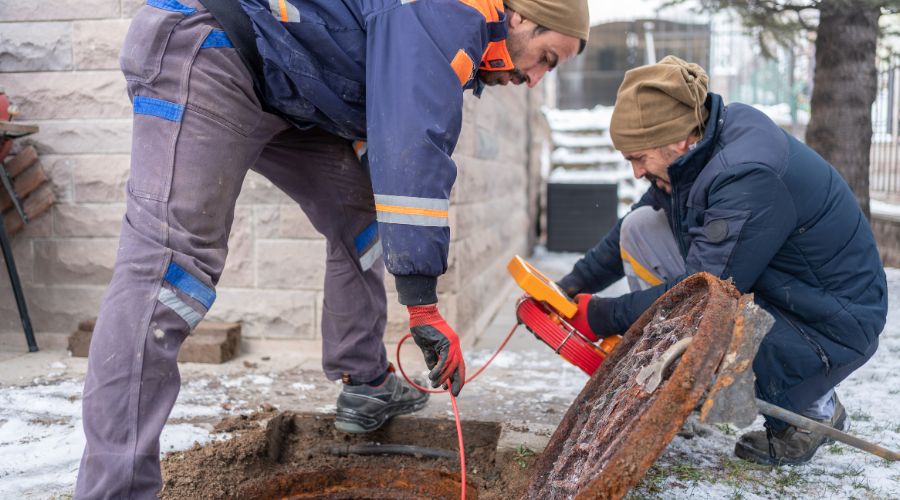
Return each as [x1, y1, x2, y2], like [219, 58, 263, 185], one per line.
[160, 408, 537, 499]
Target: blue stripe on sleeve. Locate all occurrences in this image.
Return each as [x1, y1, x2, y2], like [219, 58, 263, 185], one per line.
[201, 30, 234, 49]
[133, 96, 185, 122]
[354, 221, 379, 254]
[146, 0, 197, 15]
[164, 262, 216, 310]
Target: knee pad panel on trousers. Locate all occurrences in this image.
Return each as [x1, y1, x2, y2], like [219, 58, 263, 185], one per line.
[620, 205, 666, 249]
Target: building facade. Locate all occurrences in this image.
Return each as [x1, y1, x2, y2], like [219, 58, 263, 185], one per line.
[0, 0, 548, 351]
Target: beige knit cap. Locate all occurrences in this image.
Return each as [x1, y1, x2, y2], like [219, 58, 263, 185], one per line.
[504, 0, 590, 43]
[609, 55, 710, 152]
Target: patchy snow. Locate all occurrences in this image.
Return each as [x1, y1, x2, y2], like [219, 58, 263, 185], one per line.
[629, 267, 900, 499]
[872, 199, 900, 221]
[551, 148, 624, 166]
[552, 132, 613, 148]
[872, 133, 900, 144]
[221, 373, 274, 388]
[545, 106, 615, 132]
[0, 258, 897, 498]
[549, 166, 626, 184]
[0, 378, 223, 499]
[509, 250, 900, 498]
[750, 103, 810, 127]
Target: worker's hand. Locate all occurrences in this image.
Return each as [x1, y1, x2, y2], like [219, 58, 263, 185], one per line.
[556, 271, 587, 298]
[407, 304, 466, 396]
[568, 294, 600, 341]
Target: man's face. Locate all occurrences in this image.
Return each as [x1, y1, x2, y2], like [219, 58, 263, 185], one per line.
[478, 13, 580, 89]
[623, 144, 686, 194]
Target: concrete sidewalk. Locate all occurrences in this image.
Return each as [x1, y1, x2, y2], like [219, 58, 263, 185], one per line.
[0, 250, 617, 425]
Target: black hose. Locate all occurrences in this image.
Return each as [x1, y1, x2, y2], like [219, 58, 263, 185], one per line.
[327, 443, 458, 460]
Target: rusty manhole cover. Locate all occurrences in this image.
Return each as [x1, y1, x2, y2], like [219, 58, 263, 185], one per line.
[526, 272, 740, 500]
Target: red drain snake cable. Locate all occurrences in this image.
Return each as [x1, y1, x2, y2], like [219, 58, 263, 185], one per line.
[396, 322, 520, 500]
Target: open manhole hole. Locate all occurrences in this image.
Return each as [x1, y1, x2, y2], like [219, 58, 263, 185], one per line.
[160, 411, 533, 499]
[161, 273, 747, 499]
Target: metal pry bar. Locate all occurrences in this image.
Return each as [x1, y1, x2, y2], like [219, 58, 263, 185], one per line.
[755, 399, 900, 462]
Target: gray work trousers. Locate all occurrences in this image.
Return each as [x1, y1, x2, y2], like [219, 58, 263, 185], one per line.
[620, 206, 836, 422]
[75, 2, 387, 497]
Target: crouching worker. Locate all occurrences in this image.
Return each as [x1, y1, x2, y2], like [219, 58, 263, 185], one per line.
[557, 56, 887, 465]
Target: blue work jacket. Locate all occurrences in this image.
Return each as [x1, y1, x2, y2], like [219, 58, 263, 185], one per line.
[238, 0, 508, 303]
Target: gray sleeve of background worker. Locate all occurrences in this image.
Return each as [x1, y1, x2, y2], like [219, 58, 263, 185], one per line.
[556, 188, 659, 296]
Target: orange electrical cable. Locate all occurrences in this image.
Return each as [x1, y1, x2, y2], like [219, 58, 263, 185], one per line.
[396, 322, 520, 500]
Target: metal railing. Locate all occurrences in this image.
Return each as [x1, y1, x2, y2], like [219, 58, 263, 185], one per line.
[871, 54, 900, 202]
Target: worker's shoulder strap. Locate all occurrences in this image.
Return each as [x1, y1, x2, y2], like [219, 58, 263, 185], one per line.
[197, 0, 265, 93]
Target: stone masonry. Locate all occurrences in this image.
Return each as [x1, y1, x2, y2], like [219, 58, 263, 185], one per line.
[0, 1, 550, 352]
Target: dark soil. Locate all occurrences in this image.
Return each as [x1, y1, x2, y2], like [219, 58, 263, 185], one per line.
[160, 408, 537, 499]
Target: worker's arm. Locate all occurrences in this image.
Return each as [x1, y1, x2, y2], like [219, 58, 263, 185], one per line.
[364, 2, 487, 394]
[583, 164, 797, 335]
[557, 187, 663, 296]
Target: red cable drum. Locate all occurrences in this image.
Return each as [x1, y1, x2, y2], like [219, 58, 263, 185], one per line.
[515, 297, 611, 376]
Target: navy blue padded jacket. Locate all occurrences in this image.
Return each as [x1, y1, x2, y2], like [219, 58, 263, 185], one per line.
[568, 94, 888, 356]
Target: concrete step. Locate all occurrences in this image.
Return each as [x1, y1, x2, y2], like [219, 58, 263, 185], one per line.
[68, 320, 241, 364]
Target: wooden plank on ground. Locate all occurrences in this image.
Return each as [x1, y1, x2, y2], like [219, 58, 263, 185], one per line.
[4, 186, 55, 235]
[0, 165, 47, 213]
[5, 145, 38, 177]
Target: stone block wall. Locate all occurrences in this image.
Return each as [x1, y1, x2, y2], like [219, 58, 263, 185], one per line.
[0, 1, 548, 350]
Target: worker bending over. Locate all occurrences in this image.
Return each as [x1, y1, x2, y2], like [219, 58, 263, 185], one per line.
[561, 56, 887, 466]
[75, 0, 589, 497]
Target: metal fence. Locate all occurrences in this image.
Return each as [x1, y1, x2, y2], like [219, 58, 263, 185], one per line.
[871, 54, 900, 202]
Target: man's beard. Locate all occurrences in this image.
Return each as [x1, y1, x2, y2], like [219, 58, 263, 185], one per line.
[645, 146, 684, 193]
[481, 24, 530, 85]
[477, 69, 526, 86]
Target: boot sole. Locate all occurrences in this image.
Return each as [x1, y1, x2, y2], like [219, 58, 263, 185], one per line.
[334, 397, 429, 434]
[734, 439, 824, 466]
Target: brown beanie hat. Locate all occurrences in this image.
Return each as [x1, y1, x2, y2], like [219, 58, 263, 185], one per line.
[504, 0, 590, 44]
[609, 55, 710, 152]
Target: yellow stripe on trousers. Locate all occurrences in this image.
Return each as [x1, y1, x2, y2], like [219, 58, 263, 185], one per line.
[620, 247, 663, 286]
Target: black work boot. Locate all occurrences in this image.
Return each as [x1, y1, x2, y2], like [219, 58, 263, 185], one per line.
[334, 369, 429, 433]
[734, 394, 846, 465]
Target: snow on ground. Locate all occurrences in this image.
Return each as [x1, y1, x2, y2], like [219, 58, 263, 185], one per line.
[628, 267, 900, 500]
[872, 199, 900, 221]
[524, 250, 900, 499]
[0, 371, 264, 499]
[1, 256, 898, 498]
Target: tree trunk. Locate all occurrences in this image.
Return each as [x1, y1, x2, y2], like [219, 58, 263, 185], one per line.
[805, 0, 881, 219]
